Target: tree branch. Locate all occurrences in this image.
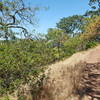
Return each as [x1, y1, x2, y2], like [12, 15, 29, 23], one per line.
[6, 15, 16, 25]
[7, 25, 28, 37]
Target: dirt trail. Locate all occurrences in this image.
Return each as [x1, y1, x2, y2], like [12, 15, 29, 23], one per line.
[44, 45, 100, 82]
[38, 45, 100, 100]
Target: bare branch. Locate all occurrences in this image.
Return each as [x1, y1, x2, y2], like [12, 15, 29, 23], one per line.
[6, 15, 16, 25]
[7, 25, 28, 37]
[14, 7, 28, 15]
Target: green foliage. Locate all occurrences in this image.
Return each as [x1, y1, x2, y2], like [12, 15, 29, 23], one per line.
[85, 9, 100, 17]
[56, 15, 85, 37]
[85, 16, 100, 35]
[85, 41, 98, 48]
[0, 40, 46, 95]
[46, 28, 69, 59]
[63, 34, 99, 57]
[2, 96, 10, 100]
[89, 0, 100, 9]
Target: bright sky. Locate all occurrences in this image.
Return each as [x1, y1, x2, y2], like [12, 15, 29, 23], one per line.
[29, 0, 90, 34]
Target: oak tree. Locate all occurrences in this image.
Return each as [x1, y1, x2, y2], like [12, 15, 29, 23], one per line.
[0, 0, 39, 40]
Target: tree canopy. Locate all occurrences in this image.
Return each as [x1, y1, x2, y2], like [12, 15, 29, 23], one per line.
[89, 0, 100, 9]
[84, 0, 100, 17]
[0, 0, 39, 40]
[56, 15, 85, 37]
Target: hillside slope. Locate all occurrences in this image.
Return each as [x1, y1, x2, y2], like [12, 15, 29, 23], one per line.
[1, 45, 100, 100]
[35, 45, 100, 100]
